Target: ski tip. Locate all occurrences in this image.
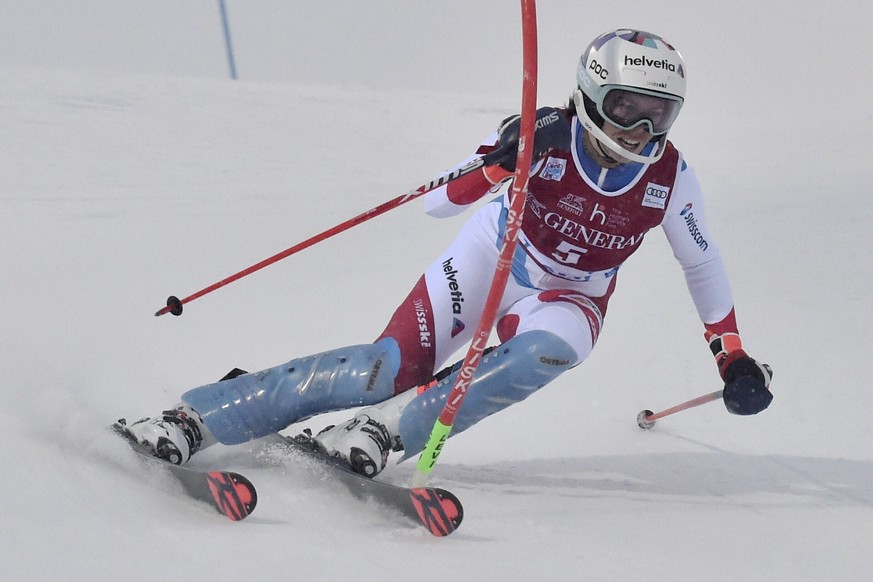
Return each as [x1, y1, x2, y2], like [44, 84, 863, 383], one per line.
[435, 488, 464, 533]
[206, 471, 258, 521]
[410, 487, 464, 537]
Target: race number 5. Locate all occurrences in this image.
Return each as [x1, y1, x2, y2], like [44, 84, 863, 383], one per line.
[551, 241, 587, 265]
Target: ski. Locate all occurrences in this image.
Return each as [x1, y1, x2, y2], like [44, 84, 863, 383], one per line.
[268, 434, 463, 537]
[112, 423, 257, 521]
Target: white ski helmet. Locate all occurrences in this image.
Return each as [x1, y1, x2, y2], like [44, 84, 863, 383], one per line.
[574, 29, 686, 164]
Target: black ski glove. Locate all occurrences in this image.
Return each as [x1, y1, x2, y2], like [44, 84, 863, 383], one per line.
[709, 333, 773, 415]
[481, 107, 572, 172]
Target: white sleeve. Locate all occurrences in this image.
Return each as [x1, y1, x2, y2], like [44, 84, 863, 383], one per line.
[423, 131, 502, 218]
[662, 162, 735, 325]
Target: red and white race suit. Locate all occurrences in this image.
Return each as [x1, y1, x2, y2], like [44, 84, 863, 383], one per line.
[376, 115, 737, 393]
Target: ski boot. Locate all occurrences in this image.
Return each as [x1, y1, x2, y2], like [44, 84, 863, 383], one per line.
[312, 408, 400, 478]
[116, 405, 207, 465]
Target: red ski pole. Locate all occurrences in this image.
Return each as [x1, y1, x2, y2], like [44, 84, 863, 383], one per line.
[412, 0, 538, 487]
[636, 390, 723, 429]
[154, 158, 485, 317]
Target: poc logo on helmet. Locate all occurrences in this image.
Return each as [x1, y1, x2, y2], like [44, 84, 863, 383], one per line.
[588, 59, 608, 80]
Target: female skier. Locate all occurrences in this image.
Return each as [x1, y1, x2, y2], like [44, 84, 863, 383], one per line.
[119, 29, 772, 477]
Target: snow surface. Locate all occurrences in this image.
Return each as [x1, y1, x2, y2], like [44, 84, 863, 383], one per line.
[2, 1, 872, 581]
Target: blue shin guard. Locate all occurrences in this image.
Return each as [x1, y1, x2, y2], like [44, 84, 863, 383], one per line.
[397, 330, 577, 458]
[182, 344, 395, 445]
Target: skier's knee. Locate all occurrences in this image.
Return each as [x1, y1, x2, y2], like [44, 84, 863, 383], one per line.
[398, 330, 577, 457]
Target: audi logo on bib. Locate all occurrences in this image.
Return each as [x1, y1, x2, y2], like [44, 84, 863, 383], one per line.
[642, 182, 670, 209]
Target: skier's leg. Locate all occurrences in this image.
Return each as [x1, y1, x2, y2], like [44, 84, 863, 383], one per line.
[181, 343, 396, 444]
[311, 205, 506, 476]
[395, 328, 581, 458]
[120, 343, 397, 464]
[381, 287, 607, 460]
[372, 199, 513, 394]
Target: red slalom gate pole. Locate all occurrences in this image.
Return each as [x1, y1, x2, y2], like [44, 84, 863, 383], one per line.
[154, 158, 486, 317]
[636, 390, 723, 429]
[412, 0, 538, 487]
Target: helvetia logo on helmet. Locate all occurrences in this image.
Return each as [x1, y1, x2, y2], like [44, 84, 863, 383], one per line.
[624, 55, 676, 72]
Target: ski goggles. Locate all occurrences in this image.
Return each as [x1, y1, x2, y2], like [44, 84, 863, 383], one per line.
[595, 87, 683, 135]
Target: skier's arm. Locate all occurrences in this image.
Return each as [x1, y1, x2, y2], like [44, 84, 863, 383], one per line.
[662, 162, 773, 415]
[662, 162, 734, 325]
[424, 140, 511, 218]
[424, 107, 572, 218]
